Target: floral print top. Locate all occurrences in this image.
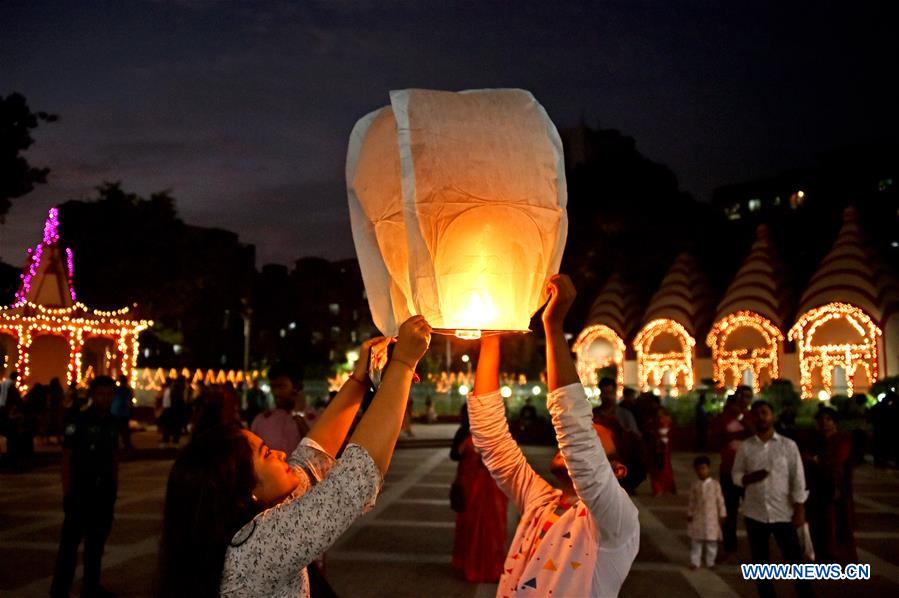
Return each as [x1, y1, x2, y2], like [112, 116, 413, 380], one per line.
[220, 437, 382, 597]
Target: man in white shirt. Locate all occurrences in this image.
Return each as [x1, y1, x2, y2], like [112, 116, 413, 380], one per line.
[733, 400, 811, 598]
[469, 275, 642, 597]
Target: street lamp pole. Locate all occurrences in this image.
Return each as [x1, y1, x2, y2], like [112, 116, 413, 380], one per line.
[240, 302, 252, 410]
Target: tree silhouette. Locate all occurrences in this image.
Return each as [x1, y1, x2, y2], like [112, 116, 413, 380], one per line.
[0, 92, 57, 222]
[560, 123, 734, 327]
[57, 182, 255, 368]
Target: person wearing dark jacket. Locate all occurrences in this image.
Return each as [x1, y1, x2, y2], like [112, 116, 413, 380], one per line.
[50, 376, 119, 598]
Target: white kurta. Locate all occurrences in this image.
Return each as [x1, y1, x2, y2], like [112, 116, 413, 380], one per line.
[686, 477, 726, 540]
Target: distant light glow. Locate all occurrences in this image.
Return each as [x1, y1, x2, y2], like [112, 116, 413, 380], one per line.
[531, 385, 541, 395]
[458, 384, 470, 396]
[461, 354, 470, 363]
[500, 385, 512, 398]
[817, 390, 829, 401]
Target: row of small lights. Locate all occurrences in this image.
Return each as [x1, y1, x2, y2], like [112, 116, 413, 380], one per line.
[457, 383, 542, 398]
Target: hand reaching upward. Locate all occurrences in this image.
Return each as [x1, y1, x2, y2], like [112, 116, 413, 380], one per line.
[393, 315, 432, 367]
[543, 274, 580, 390]
[542, 274, 577, 332]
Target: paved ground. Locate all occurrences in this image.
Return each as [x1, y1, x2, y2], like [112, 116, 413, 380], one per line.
[2, 427, 898, 597]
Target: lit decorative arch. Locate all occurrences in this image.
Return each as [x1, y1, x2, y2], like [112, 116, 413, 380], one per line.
[706, 311, 784, 394]
[633, 318, 696, 393]
[0, 301, 151, 391]
[573, 324, 626, 391]
[788, 302, 881, 398]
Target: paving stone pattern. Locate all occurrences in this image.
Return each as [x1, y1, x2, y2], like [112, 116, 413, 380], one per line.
[1, 436, 898, 597]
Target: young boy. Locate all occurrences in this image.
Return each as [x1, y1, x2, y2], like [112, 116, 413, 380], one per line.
[686, 455, 726, 569]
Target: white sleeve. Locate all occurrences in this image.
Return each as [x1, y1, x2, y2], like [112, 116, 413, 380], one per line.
[468, 389, 554, 513]
[788, 440, 809, 505]
[546, 383, 639, 550]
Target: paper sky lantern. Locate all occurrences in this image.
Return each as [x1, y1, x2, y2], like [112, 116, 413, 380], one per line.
[347, 89, 568, 338]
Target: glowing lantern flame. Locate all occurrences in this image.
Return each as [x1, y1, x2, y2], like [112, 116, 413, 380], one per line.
[452, 289, 499, 338]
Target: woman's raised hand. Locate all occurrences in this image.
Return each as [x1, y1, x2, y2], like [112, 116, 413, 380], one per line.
[356, 336, 390, 376]
[393, 315, 432, 366]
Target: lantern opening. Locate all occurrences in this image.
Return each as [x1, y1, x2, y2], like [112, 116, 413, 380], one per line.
[454, 329, 482, 340]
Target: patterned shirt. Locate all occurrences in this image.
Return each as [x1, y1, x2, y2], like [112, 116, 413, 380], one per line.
[220, 438, 382, 597]
[686, 477, 726, 541]
[469, 384, 640, 598]
[732, 432, 808, 523]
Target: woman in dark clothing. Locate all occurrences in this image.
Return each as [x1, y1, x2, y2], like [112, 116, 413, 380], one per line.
[805, 407, 858, 564]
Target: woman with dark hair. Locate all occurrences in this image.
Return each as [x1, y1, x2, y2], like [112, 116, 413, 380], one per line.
[804, 406, 858, 563]
[158, 316, 431, 597]
[450, 403, 508, 582]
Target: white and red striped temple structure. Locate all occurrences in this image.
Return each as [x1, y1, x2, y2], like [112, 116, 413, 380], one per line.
[577, 207, 899, 399]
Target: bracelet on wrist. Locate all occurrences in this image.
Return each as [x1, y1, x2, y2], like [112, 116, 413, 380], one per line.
[391, 357, 417, 372]
[346, 373, 368, 388]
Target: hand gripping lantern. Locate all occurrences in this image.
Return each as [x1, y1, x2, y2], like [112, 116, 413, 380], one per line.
[347, 89, 568, 339]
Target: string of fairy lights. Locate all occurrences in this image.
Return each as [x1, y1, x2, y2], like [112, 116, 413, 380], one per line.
[706, 310, 784, 394]
[1, 208, 151, 393]
[570, 302, 884, 399]
[632, 318, 696, 393]
[788, 302, 881, 399]
[572, 324, 626, 393]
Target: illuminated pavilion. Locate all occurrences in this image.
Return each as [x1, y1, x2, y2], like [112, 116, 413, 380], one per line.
[573, 273, 642, 394]
[0, 208, 151, 391]
[789, 207, 899, 398]
[633, 253, 714, 395]
[706, 225, 792, 393]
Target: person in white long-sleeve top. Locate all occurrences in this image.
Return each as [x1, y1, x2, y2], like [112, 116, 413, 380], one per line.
[468, 275, 642, 598]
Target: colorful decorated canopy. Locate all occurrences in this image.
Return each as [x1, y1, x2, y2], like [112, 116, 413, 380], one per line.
[0, 208, 151, 390]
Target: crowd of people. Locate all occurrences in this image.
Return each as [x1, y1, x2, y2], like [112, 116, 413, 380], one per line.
[448, 369, 890, 597]
[4, 274, 899, 596]
[0, 372, 82, 469]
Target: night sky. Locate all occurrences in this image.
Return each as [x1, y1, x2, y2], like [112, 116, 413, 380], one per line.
[1, 0, 896, 267]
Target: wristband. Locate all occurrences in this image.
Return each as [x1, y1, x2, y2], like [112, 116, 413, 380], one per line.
[391, 357, 417, 372]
